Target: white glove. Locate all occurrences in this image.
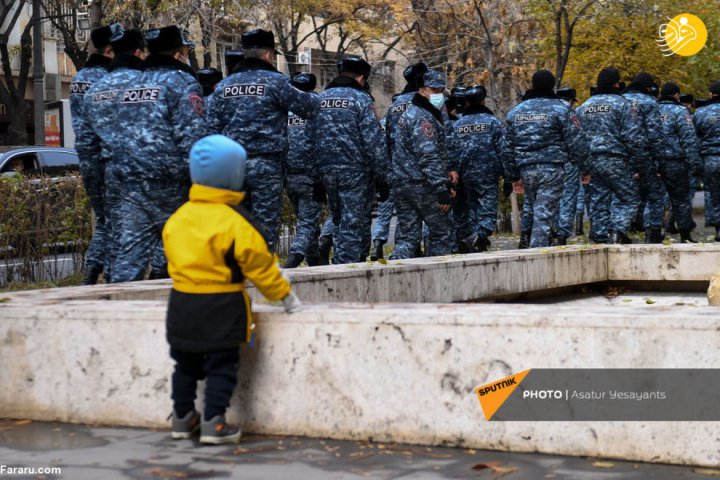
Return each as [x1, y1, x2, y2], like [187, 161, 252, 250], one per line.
[282, 290, 302, 313]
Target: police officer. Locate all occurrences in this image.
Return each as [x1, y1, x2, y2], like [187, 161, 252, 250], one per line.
[370, 62, 428, 261]
[79, 26, 148, 282]
[198, 68, 223, 97]
[207, 29, 319, 252]
[284, 72, 325, 268]
[694, 80, 720, 241]
[657, 82, 702, 243]
[390, 70, 455, 259]
[70, 24, 114, 284]
[224, 50, 245, 76]
[108, 25, 208, 282]
[503, 70, 588, 248]
[315, 55, 389, 264]
[451, 85, 504, 252]
[577, 68, 646, 244]
[622, 72, 666, 243]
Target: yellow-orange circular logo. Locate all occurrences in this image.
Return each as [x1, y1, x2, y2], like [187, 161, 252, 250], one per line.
[657, 13, 707, 57]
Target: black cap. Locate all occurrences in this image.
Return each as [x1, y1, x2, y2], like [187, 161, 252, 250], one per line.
[146, 26, 194, 54]
[532, 69, 556, 93]
[710, 80, 720, 95]
[224, 50, 245, 73]
[111, 28, 146, 55]
[556, 87, 577, 102]
[451, 86, 467, 98]
[466, 85, 487, 102]
[679, 93, 694, 105]
[632, 72, 654, 88]
[241, 29, 280, 54]
[661, 82, 680, 97]
[91, 25, 113, 49]
[403, 62, 428, 86]
[597, 68, 621, 89]
[291, 72, 317, 92]
[339, 55, 372, 77]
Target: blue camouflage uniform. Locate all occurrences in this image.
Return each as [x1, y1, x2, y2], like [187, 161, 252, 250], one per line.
[657, 99, 702, 232]
[107, 54, 208, 282]
[577, 92, 646, 242]
[79, 53, 146, 280]
[389, 89, 454, 259]
[450, 104, 504, 245]
[503, 94, 589, 247]
[70, 53, 112, 278]
[622, 90, 667, 235]
[207, 58, 319, 251]
[372, 110, 398, 246]
[315, 76, 388, 264]
[694, 99, 720, 228]
[286, 105, 322, 260]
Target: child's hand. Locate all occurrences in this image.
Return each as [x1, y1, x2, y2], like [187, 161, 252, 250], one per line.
[282, 291, 302, 313]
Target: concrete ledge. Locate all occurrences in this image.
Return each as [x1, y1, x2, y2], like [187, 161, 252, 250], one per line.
[0, 301, 718, 466]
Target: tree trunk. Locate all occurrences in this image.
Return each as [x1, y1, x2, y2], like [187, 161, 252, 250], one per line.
[90, 0, 102, 29]
[7, 101, 28, 145]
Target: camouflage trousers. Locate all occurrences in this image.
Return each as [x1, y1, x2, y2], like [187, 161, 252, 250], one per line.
[390, 183, 453, 259]
[286, 173, 322, 258]
[659, 160, 693, 231]
[112, 178, 188, 283]
[79, 156, 110, 275]
[371, 194, 394, 244]
[703, 155, 720, 227]
[589, 157, 640, 242]
[244, 155, 284, 252]
[638, 163, 666, 230]
[322, 169, 373, 264]
[453, 176, 498, 242]
[556, 162, 581, 238]
[521, 164, 564, 248]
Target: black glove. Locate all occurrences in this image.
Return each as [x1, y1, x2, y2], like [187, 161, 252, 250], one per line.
[375, 178, 391, 202]
[312, 181, 326, 203]
[437, 190, 452, 206]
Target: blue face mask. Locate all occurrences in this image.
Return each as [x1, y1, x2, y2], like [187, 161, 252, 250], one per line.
[429, 93, 445, 110]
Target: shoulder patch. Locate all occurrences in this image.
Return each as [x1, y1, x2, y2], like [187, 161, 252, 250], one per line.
[70, 82, 92, 96]
[570, 113, 581, 129]
[421, 121, 435, 138]
[189, 94, 205, 116]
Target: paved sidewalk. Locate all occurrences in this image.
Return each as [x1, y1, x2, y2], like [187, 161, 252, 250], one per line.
[0, 420, 716, 479]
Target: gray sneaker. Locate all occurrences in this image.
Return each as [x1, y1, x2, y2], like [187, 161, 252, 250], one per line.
[200, 415, 241, 445]
[170, 410, 200, 439]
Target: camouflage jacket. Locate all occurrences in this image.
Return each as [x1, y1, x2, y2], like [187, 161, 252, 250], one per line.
[207, 58, 319, 157]
[657, 100, 701, 170]
[622, 89, 666, 165]
[392, 93, 451, 192]
[694, 99, 720, 157]
[503, 93, 589, 180]
[287, 95, 318, 178]
[70, 54, 111, 162]
[314, 76, 388, 178]
[576, 90, 647, 172]
[450, 105, 504, 180]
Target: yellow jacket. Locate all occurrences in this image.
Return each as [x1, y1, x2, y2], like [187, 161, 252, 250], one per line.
[162, 184, 290, 351]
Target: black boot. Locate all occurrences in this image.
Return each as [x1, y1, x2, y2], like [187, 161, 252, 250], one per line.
[458, 236, 476, 254]
[555, 236, 567, 246]
[148, 268, 169, 280]
[679, 229, 697, 243]
[518, 231, 530, 249]
[413, 244, 423, 258]
[306, 255, 321, 267]
[715, 227, 720, 242]
[317, 236, 332, 265]
[665, 214, 679, 234]
[611, 231, 633, 245]
[81, 264, 103, 286]
[284, 253, 304, 268]
[370, 240, 385, 261]
[474, 235, 490, 253]
[575, 213, 584, 235]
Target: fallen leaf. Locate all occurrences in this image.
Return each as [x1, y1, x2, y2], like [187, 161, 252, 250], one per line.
[663, 241, 673, 245]
[145, 467, 188, 478]
[695, 468, 720, 476]
[622, 299, 632, 303]
[0, 298, 10, 303]
[378, 259, 388, 265]
[14, 420, 31, 425]
[465, 449, 477, 454]
[592, 461, 615, 469]
[472, 461, 519, 478]
[645, 299, 656, 305]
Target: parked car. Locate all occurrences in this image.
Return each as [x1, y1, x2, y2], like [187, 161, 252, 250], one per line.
[0, 147, 79, 177]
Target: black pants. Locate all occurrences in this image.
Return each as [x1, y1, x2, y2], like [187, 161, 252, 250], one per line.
[170, 347, 240, 421]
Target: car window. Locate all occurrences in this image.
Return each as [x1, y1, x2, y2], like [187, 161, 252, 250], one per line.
[0, 153, 40, 176]
[40, 150, 79, 176]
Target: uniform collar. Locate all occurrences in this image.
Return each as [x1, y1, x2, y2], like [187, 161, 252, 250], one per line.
[83, 53, 112, 70]
[464, 104, 494, 116]
[108, 54, 144, 72]
[412, 93, 444, 123]
[234, 57, 277, 74]
[189, 184, 245, 205]
[143, 54, 197, 78]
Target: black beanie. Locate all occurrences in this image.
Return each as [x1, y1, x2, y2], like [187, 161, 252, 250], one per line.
[661, 82, 680, 97]
[91, 25, 113, 50]
[632, 72, 654, 89]
[532, 70, 555, 93]
[597, 68, 621, 89]
[710, 80, 720, 95]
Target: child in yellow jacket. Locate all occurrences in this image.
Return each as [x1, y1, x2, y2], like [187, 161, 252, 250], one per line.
[162, 134, 301, 444]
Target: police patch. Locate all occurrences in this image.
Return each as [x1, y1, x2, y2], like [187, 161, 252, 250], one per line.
[583, 104, 611, 114]
[189, 94, 204, 116]
[421, 121, 435, 138]
[515, 114, 548, 122]
[121, 87, 161, 103]
[456, 123, 489, 135]
[320, 98, 351, 109]
[570, 114, 581, 129]
[92, 90, 119, 103]
[288, 115, 306, 127]
[70, 82, 92, 95]
[223, 84, 267, 97]
[390, 103, 410, 114]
